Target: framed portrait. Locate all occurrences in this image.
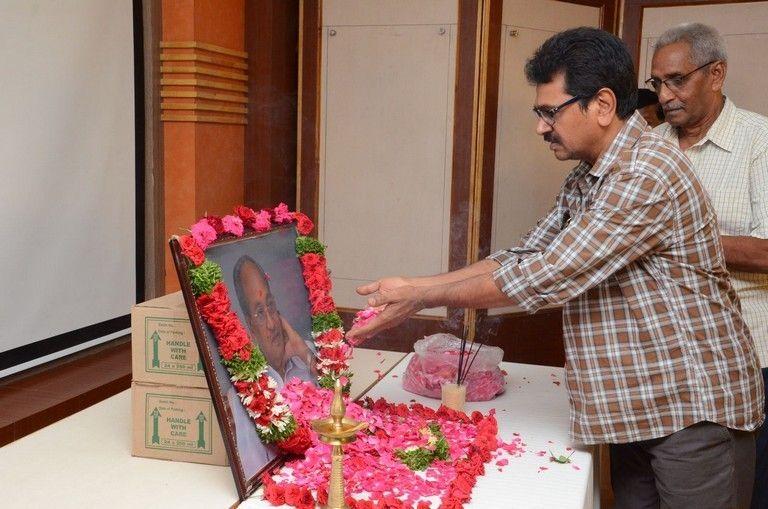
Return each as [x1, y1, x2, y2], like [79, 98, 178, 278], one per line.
[170, 224, 319, 500]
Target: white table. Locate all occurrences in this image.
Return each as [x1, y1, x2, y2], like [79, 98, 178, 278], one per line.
[0, 352, 596, 509]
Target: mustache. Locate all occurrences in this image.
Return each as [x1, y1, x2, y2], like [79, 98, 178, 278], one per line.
[662, 102, 684, 113]
[544, 133, 559, 144]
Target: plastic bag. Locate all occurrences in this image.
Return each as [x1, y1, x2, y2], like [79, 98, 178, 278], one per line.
[402, 333, 505, 402]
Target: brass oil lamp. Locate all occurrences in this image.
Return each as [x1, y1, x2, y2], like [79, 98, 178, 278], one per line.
[311, 379, 367, 509]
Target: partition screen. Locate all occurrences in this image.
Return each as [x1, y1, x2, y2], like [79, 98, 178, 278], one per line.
[0, 0, 142, 377]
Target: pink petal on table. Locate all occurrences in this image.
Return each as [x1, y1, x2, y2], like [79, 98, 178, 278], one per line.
[572, 465, 581, 471]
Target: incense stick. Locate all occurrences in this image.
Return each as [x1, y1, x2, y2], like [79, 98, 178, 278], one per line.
[457, 323, 468, 385]
[459, 335, 487, 386]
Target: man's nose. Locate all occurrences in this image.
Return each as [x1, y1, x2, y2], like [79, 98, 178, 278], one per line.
[536, 117, 552, 136]
[657, 83, 675, 104]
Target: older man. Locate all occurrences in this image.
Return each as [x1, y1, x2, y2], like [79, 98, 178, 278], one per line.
[350, 27, 764, 508]
[232, 255, 315, 386]
[650, 22, 768, 508]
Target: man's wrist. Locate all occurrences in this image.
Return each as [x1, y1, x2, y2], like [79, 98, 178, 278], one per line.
[416, 286, 433, 310]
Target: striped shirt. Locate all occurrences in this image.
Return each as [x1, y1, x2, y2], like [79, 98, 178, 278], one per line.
[656, 98, 768, 367]
[489, 111, 764, 444]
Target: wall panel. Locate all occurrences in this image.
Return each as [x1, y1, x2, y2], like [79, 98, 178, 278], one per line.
[319, 1, 457, 316]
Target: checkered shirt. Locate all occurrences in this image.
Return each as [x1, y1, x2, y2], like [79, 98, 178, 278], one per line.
[656, 98, 768, 367]
[489, 111, 764, 444]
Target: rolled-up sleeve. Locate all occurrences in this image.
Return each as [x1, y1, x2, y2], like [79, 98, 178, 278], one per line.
[493, 171, 673, 313]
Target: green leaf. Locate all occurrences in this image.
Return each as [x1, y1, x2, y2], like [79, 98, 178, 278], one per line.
[188, 260, 222, 296]
[295, 236, 326, 256]
[221, 348, 267, 381]
[312, 312, 343, 332]
[395, 423, 450, 470]
[395, 448, 434, 471]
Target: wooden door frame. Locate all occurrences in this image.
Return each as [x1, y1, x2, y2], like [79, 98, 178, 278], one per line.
[621, 0, 763, 69]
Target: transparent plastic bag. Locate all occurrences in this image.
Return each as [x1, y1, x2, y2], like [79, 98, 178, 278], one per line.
[402, 333, 505, 401]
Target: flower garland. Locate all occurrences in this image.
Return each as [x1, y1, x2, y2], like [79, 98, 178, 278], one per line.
[176, 203, 353, 453]
[261, 380, 517, 509]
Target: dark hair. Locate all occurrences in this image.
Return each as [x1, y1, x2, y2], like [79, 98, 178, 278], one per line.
[525, 27, 638, 120]
[233, 255, 269, 317]
[636, 88, 659, 109]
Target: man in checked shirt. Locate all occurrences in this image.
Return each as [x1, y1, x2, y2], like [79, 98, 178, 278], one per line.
[347, 27, 764, 508]
[650, 23, 768, 509]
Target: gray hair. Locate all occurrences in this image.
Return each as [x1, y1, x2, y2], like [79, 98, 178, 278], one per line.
[655, 22, 728, 65]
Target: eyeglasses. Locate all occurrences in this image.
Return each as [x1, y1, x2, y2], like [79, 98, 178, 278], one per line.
[645, 60, 717, 94]
[532, 96, 584, 126]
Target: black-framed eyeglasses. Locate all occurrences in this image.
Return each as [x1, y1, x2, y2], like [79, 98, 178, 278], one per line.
[532, 96, 584, 126]
[645, 60, 717, 94]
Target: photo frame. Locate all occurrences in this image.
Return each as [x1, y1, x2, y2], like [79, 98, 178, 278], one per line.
[170, 214, 340, 500]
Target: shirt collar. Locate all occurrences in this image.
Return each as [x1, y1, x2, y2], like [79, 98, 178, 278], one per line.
[658, 97, 736, 153]
[587, 111, 647, 178]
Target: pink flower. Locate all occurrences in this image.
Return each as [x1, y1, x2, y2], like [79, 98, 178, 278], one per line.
[254, 210, 272, 232]
[273, 202, 294, 224]
[269, 384, 507, 508]
[352, 307, 382, 329]
[222, 214, 244, 237]
[190, 219, 218, 250]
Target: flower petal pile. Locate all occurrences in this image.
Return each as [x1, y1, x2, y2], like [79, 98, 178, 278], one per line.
[177, 204, 352, 450]
[262, 380, 524, 508]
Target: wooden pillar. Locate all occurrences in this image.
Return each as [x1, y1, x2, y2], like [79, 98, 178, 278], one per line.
[161, 0, 246, 292]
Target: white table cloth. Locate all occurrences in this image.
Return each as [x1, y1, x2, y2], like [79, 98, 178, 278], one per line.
[0, 351, 596, 509]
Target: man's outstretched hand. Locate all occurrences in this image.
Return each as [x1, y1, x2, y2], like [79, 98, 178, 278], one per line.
[346, 277, 426, 342]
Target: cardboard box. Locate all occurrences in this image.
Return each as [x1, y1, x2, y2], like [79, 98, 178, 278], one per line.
[131, 382, 229, 466]
[131, 292, 208, 388]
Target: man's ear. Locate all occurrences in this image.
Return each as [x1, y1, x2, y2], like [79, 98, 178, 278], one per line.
[593, 87, 617, 127]
[710, 60, 727, 92]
